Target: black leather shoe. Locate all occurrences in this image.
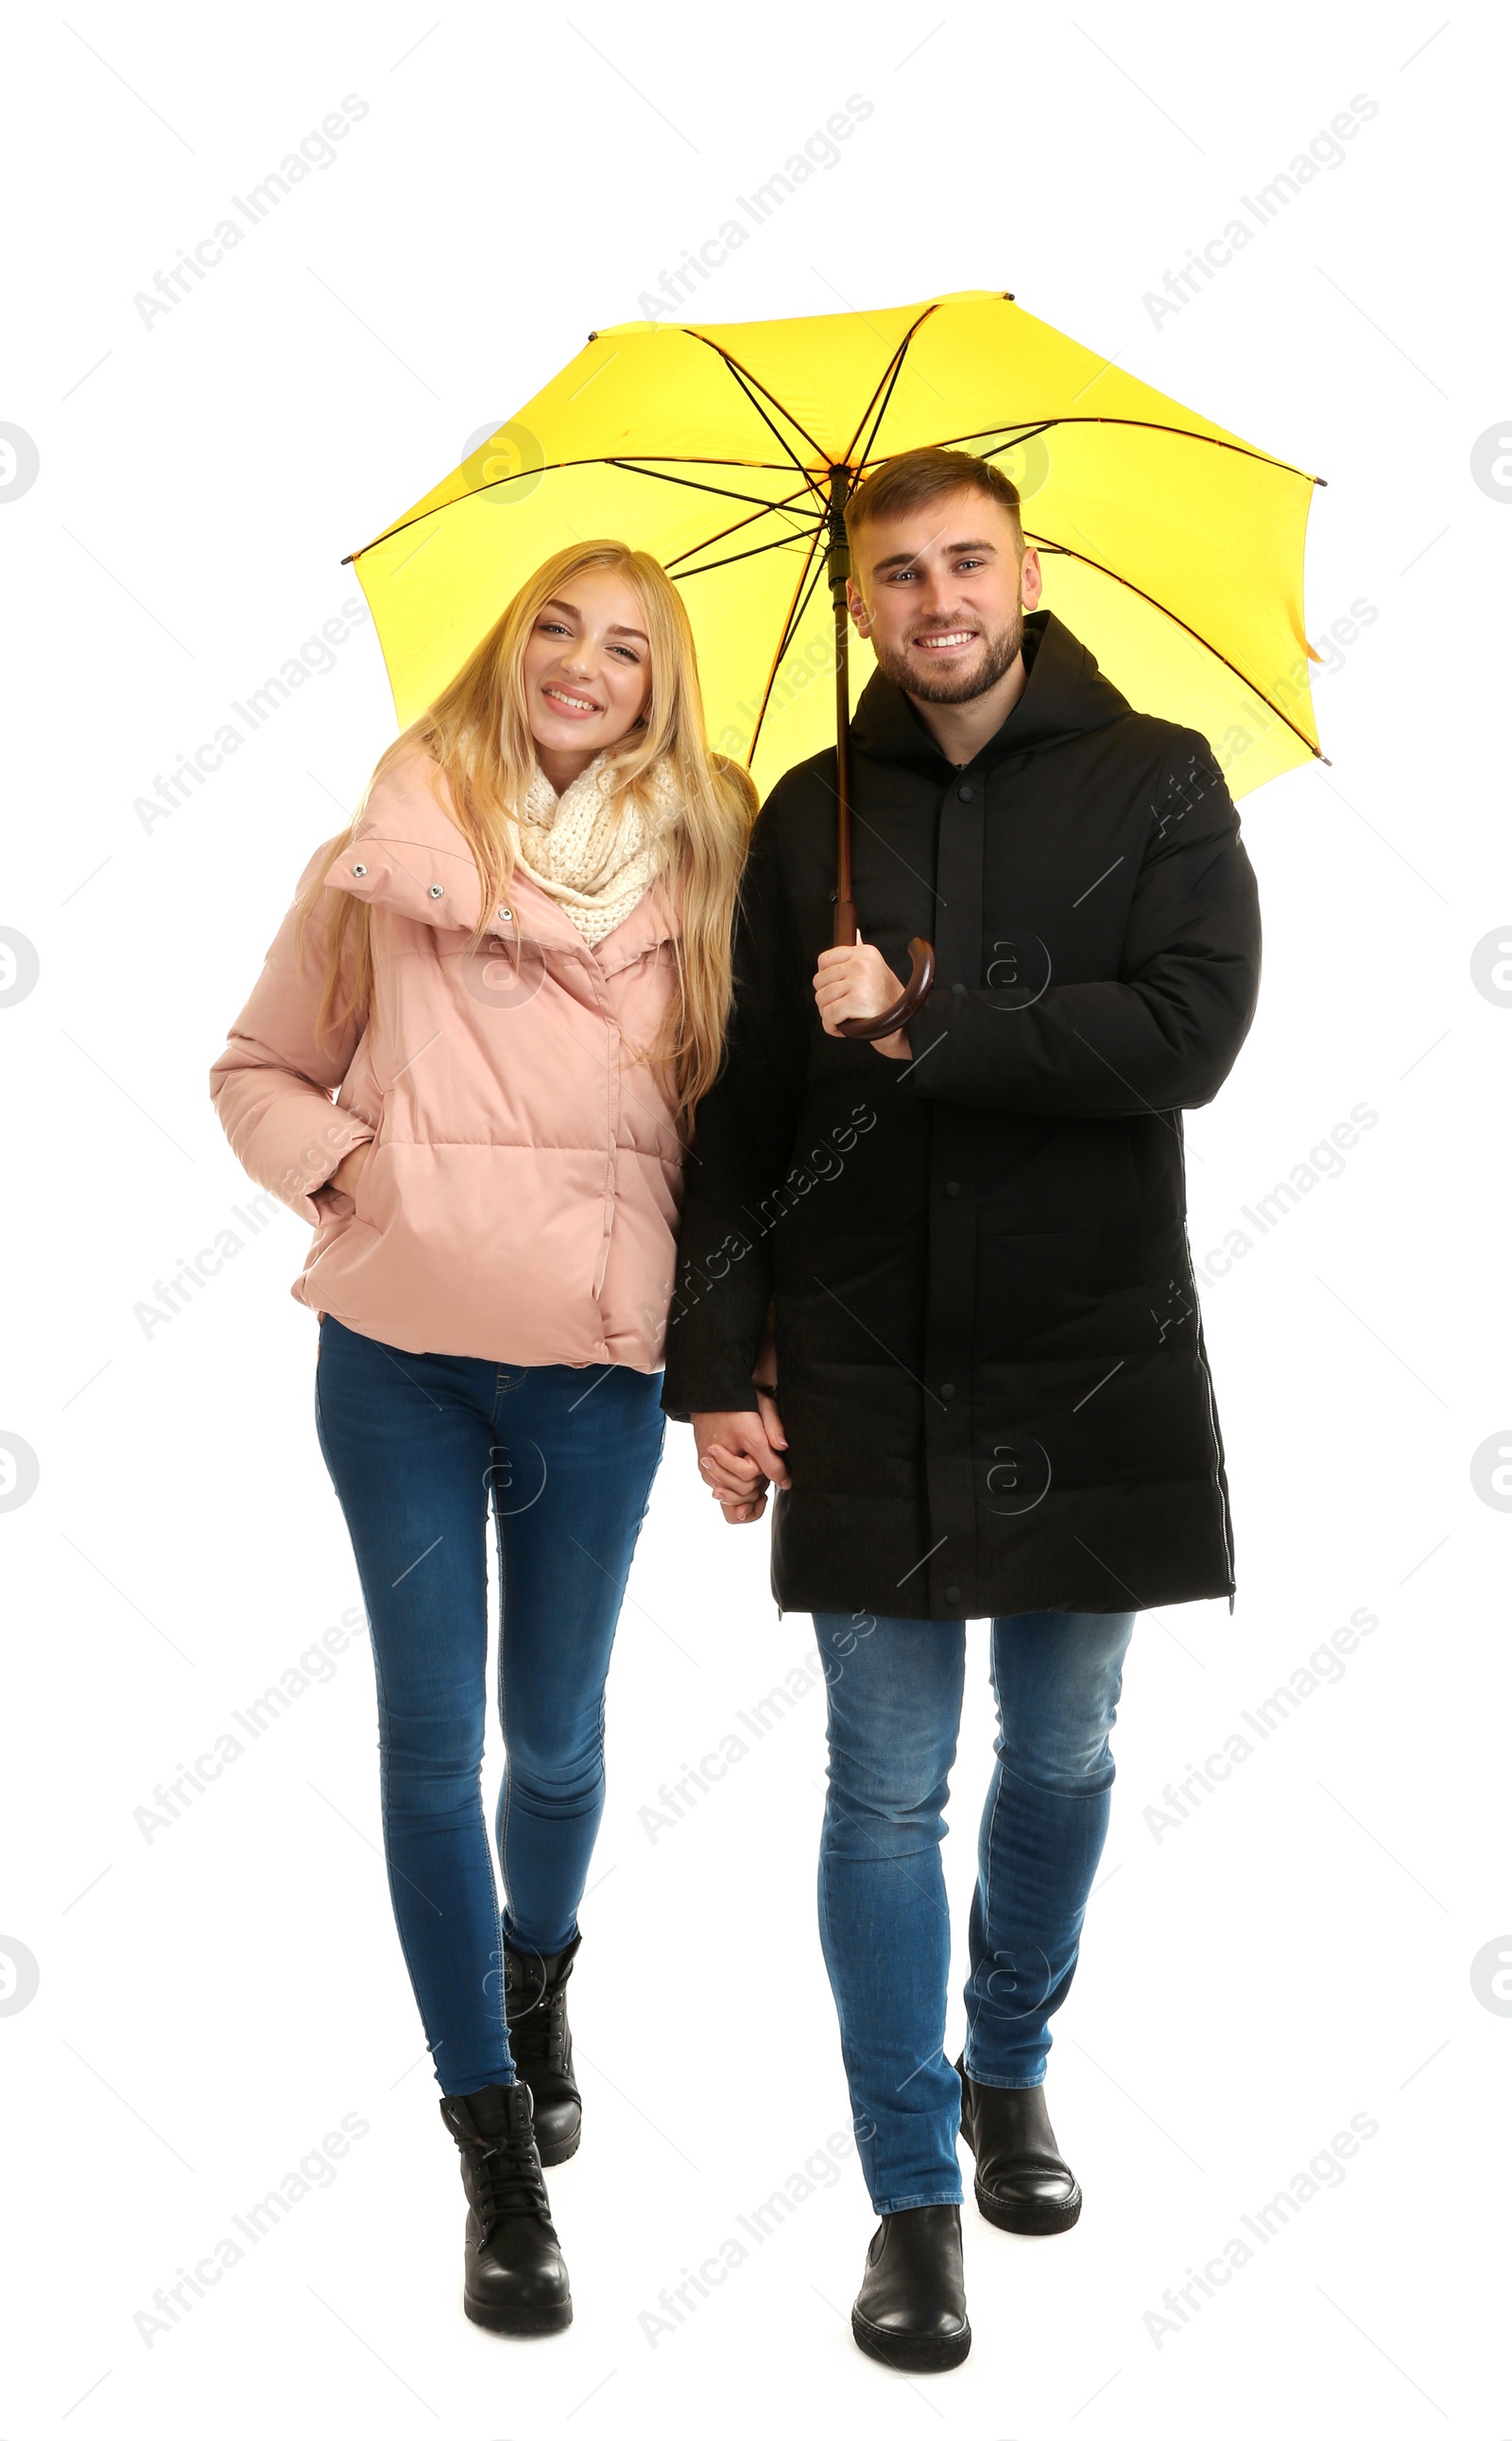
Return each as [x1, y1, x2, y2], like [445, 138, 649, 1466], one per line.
[504, 1934, 582, 2166]
[438, 2082, 573, 2333]
[955, 2054, 1083, 2233]
[850, 2204, 971, 2372]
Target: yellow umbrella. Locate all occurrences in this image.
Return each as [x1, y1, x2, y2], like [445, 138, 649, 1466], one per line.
[345, 287, 1325, 1036]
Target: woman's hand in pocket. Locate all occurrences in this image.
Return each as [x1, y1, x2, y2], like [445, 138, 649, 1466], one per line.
[315, 1139, 372, 1219]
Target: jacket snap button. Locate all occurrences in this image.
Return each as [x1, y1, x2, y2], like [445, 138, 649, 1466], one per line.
[943, 1179, 961, 1198]
[352, 863, 367, 877]
[940, 1382, 956, 1400]
[944, 1584, 962, 1604]
[498, 906, 511, 920]
[958, 784, 974, 800]
[429, 884, 444, 899]
[951, 982, 967, 996]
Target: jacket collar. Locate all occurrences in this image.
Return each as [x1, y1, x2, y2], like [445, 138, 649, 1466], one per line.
[848, 609, 1133, 776]
[322, 748, 680, 963]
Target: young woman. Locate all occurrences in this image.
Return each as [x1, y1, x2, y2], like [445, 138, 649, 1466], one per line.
[210, 541, 753, 2336]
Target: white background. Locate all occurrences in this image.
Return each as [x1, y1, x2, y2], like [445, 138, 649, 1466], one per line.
[1, 4, 1505, 2434]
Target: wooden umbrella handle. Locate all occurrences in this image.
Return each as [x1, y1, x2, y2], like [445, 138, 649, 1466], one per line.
[833, 907, 937, 1041]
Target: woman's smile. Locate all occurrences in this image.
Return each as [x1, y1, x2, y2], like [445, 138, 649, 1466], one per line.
[539, 680, 605, 718]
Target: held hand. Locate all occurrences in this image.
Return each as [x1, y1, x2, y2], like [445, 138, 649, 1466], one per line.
[814, 941, 912, 1058]
[315, 1139, 372, 1217]
[692, 1406, 790, 1525]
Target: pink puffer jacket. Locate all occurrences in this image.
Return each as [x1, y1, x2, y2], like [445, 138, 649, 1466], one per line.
[209, 746, 686, 1370]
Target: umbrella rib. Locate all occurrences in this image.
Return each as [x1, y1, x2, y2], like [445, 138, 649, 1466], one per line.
[606, 458, 821, 519]
[746, 530, 829, 771]
[682, 332, 831, 490]
[844, 301, 944, 473]
[343, 454, 825, 562]
[970, 420, 1057, 453]
[670, 524, 825, 582]
[849, 344, 911, 474]
[561, 453, 820, 471]
[766, 534, 830, 680]
[1027, 533, 1321, 758]
[958, 416, 1319, 484]
[661, 486, 827, 573]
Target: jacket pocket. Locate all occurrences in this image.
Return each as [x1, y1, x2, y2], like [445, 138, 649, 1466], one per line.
[345, 1096, 387, 1227]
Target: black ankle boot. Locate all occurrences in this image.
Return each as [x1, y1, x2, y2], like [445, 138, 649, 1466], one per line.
[438, 2082, 572, 2333]
[503, 1934, 582, 2166]
[955, 2054, 1083, 2233]
[850, 2204, 971, 2372]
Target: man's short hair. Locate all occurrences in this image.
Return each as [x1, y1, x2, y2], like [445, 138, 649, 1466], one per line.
[844, 447, 1024, 559]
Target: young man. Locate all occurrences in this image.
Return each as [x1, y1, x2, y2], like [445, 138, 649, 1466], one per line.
[662, 449, 1262, 2373]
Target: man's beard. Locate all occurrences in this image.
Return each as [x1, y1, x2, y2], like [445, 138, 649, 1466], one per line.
[872, 605, 1025, 705]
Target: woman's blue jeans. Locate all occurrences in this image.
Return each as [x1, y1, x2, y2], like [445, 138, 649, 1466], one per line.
[813, 1607, 1136, 2215]
[314, 1315, 665, 2098]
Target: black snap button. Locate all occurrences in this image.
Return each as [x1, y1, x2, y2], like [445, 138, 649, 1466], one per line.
[958, 784, 974, 800]
[951, 981, 967, 996]
[945, 1584, 962, 1604]
[940, 1382, 955, 1400]
[943, 1179, 961, 1198]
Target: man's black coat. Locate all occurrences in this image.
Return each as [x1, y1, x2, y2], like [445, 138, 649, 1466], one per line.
[661, 610, 1262, 1622]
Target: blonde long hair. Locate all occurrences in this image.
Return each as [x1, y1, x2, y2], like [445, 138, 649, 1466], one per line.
[294, 541, 756, 1134]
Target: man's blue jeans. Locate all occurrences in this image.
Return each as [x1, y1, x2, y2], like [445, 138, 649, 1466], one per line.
[314, 1315, 665, 2098]
[813, 1607, 1136, 2215]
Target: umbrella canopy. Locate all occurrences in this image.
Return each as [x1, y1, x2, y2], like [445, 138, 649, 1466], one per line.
[345, 287, 1324, 807]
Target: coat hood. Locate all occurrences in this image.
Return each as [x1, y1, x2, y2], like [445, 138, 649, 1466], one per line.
[848, 609, 1134, 774]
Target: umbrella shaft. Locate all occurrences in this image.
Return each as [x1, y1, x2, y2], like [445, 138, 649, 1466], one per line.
[829, 465, 855, 949]
[833, 583, 855, 947]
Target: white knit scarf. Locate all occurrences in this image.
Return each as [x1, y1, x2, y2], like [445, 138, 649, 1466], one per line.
[510, 748, 680, 945]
